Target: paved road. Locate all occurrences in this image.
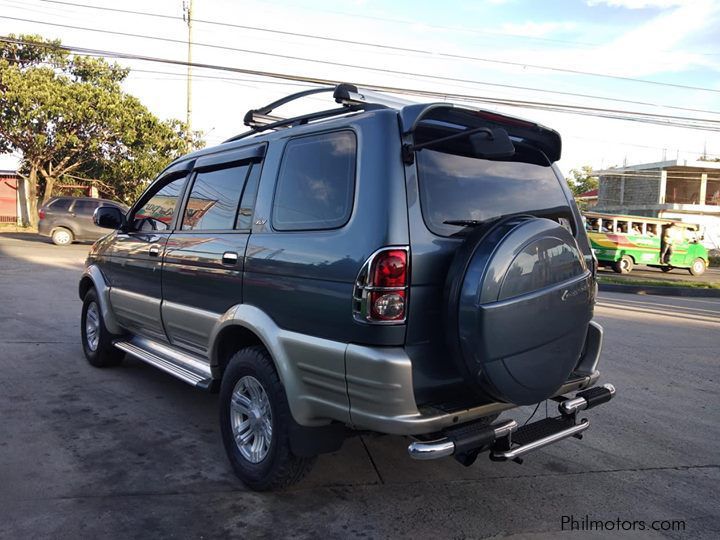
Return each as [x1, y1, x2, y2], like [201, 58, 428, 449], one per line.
[597, 265, 720, 283]
[1, 234, 718, 539]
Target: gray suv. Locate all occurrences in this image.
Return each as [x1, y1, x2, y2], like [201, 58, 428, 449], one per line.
[39, 196, 127, 245]
[79, 84, 615, 491]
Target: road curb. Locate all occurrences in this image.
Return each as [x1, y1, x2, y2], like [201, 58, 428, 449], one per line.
[598, 282, 720, 298]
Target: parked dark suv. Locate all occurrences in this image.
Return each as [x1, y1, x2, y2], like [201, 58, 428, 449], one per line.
[79, 85, 615, 491]
[39, 196, 127, 245]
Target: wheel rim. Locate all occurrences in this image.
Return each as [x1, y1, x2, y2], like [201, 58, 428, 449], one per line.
[693, 260, 704, 274]
[230, 376, 273, 463]
[55, 230, 70, 244]
[85, 302, 100, 351]
[621, 258, 630, 271]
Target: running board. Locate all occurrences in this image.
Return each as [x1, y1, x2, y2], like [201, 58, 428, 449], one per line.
[114, 336, 213, 389]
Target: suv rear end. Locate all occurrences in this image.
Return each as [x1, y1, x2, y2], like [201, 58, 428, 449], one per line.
[79, 84, 614, 490]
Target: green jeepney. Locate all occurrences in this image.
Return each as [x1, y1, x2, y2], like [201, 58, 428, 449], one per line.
[584, 212, 709, 276]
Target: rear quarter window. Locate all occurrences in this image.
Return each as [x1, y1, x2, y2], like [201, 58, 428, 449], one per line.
[417, 147, 569, 237]
[47, 198, 72, 211]
[72, 199, 100, 215]
[272, 131, 356, 231]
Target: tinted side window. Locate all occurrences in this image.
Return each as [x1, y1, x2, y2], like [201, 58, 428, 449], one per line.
[182, 165, 250, 231]
[48, 198, 72, 211]
[72, 200, 100, 215]
[272, 131, 356, 231]
[236, 164, 261, 230]
[135, 177, 187, 231]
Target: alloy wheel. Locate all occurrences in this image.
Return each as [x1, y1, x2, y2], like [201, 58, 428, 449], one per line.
[230, 375, 273, 463]
[85, 301, 100, 352]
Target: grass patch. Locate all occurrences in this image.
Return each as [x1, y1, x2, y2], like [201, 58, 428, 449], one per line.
[598, 275, 720, 289]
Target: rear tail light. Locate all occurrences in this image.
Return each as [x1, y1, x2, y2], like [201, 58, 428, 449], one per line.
[38, 209, 46, 220]
[353, 247, 409, 323]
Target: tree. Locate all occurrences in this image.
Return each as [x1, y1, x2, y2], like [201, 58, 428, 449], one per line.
[566, 165, 599, 197]
[0, 34, 201, 226]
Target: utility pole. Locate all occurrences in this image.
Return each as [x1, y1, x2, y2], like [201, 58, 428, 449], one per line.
[183, 0, 193, 150]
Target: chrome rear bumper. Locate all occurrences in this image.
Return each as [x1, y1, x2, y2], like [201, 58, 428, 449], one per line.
[407, 383, 616, 462]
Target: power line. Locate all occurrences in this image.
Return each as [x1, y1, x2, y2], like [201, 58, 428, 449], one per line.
[130, 68, 319, 88]
[19, 0, 720, 94]
[566, 135, 720, 158]
[1, 35, 719, 132]
[134, 67, 720, 154]
[23, 0, 610, 49]
[31, 0, 720, 55]
[3, 14, 720, 120]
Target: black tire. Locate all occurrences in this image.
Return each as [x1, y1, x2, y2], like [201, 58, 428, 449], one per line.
[613, 255, 633, 274]
[660, 266, 673, 273]
[51, 227, 74, 246]
[81, 288, 124, 367]
[689, 258, 706, 276]
[219, 346, 315, 491]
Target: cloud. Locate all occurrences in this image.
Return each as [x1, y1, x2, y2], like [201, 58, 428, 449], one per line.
[548, 0, 720, 77]
[500, 21, 578, 37]
[586, 0, 690, 9]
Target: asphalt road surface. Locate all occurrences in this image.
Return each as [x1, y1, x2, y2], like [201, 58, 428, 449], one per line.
[597, 265, 720, 284]
[1, 233, 718, 539]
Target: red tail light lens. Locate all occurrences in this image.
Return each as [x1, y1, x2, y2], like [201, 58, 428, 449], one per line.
[353, 247, 409, 323]
[38, 209, 46, 220]
[372, 249, 407, 288]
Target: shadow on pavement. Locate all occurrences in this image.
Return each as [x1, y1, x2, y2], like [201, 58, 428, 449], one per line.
[0, 231, 51, 243]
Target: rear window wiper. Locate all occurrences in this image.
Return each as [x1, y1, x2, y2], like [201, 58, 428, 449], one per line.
[444, 219, 483, 227]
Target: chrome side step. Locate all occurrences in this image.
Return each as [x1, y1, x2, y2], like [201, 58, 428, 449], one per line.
[114, 336, 213, 389]
[491, 419, 589, 461]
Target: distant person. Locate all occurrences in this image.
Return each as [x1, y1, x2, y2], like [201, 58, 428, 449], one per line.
[631, 224, 641, 235]
[661, 222, 681, 264]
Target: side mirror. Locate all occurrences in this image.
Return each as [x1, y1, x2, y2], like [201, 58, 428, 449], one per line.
[94, 206, 126, 230]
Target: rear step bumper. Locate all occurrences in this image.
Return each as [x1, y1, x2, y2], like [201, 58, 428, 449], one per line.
[408, 383, 615, 462]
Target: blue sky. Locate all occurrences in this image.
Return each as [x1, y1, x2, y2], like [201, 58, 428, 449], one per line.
[1, 0, 719, 172]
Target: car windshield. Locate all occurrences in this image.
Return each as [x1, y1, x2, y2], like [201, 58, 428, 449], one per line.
[416, 145, 570, 237]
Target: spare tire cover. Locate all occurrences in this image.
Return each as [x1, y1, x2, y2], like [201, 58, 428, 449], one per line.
[444, 216, 593, 405]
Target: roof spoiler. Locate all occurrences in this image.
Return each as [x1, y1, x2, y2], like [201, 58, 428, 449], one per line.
[400, 104, 562, 163]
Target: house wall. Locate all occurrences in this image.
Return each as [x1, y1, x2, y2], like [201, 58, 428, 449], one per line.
[0, 175, 18, 223]
[598, 170, 661, 207]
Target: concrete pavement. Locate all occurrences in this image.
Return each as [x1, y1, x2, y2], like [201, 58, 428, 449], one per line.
[1, 233, 718, 539]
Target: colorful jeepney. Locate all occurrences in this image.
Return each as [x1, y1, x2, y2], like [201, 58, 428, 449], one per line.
[584, 212, 709, 276]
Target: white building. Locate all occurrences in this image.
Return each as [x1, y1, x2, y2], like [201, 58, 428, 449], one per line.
[595, 159, 720, 250]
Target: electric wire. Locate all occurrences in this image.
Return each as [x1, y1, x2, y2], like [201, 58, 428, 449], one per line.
[1, 35, 719, 132]
[28, 0, 720, 83]
[5, 13, 720, 117]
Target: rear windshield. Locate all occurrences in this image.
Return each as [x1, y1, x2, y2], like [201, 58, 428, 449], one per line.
[416, 146, 569, 237]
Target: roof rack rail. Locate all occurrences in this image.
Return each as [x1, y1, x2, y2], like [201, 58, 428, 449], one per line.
[224, 83, 392, 143]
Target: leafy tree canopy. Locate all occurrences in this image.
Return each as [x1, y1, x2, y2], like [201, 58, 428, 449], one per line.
[566, 165, 599, 197]
[0, 34, 202, 225]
